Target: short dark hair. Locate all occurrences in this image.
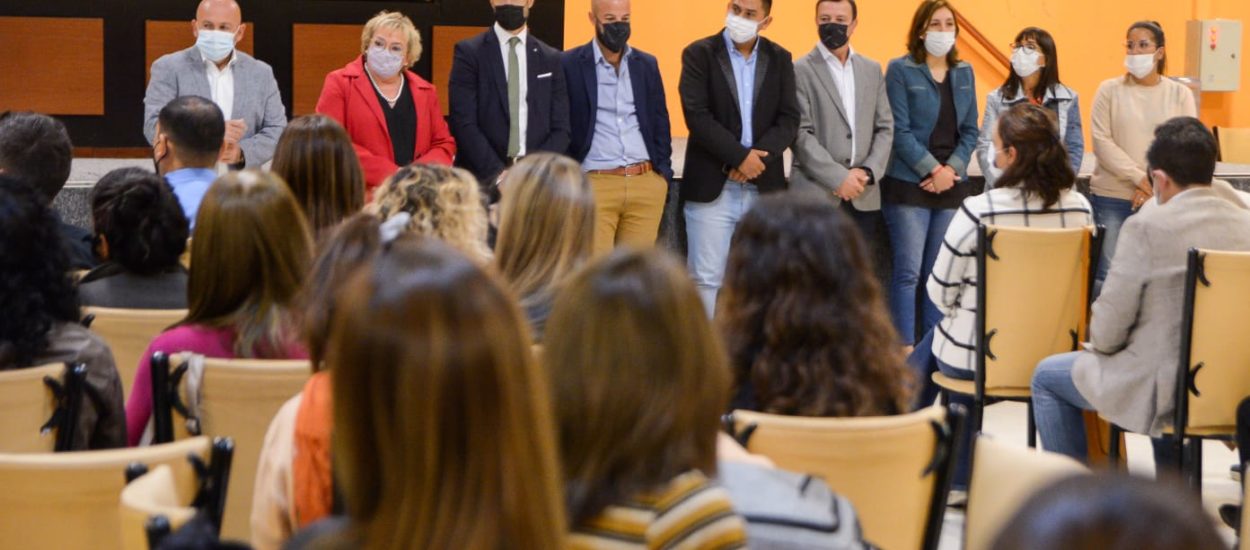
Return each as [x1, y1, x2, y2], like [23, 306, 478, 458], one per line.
[90, 167, 189, 276]
[156, 96, 225, 167]
[816, 0, 857, 21]
[761, 0, 773, 15]
[0, 112, 73, 203]
[1146, 117, 1217, 186]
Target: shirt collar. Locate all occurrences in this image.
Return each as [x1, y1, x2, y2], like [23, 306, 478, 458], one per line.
[494, 24, 528, 46]
[592, 40, 631, 67]
[203, 50, 238, 72]
[818, 44, 855, 67]
[165, 167, 218, 184]
[722, 29, 760, 60]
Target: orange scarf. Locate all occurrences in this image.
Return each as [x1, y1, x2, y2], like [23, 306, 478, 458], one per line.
[292, 372, 334, 528]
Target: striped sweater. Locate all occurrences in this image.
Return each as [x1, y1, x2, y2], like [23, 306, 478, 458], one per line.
[570, 470, 748, 550]
[928, 187, 1094, 371]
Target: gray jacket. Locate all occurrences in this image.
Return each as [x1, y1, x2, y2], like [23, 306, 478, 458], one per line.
[975, 83, 1083, 189]
[143, 47, 287, 168]
[790, 47, 893, 211]
[1073, 182, 1250, 435]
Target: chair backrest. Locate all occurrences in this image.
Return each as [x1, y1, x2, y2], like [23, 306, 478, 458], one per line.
[119, 465, 197, 550]
[153, 354, 310, 540]
[978, 225, 1096, 391]
[83, 307, 186, 400]
[0, 437, 213, 550]
[1177, 249, 1250, 434]
[965, 436, 1087, 550]
[0, 363, 88, 452]
[1215, 126, 1250, 164]
[731, 406, 963, 550]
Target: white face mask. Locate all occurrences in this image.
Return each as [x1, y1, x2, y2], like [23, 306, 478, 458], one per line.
[1125, 53, 1157, 79]
[196, 29, 236, 63]
[367, 45, 405, 79]
[1011, 47, 1042, 78]
[924, 31, 956, 57]
[725, 12, 761, 44]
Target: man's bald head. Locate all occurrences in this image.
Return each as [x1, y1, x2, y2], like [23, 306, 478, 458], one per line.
[196, 0, 242, 31]
[591, 0, 630, 15]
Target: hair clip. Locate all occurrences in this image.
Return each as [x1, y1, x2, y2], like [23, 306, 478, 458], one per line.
[379, 211, 412, 244]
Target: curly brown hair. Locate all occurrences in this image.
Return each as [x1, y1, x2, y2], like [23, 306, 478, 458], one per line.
[365, 164, 491, 263]
[719, 192, 913, 417]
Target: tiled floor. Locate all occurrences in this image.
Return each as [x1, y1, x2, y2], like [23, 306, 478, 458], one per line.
[938, 401, 1239, 549]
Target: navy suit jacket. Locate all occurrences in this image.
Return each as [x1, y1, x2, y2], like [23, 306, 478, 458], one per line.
[448, 29, 571, 187]
[561, 42, 674, 181]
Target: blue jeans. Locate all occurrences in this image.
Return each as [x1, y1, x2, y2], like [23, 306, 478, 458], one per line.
[685, 181, 758, 317]
[1090, 194, 1135, 293]
[882, 202, 955, 343]
[908, 328, 975, 489]
[1031, 352, 1180, 469]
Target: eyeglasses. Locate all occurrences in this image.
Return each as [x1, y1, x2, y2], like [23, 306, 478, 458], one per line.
[1010, 43, 1040, 53]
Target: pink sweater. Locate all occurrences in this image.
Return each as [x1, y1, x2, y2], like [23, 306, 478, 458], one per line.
[125, 324, 308, 446]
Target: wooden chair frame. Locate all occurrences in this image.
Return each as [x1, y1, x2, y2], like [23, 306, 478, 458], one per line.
[124, 436, 235, 544]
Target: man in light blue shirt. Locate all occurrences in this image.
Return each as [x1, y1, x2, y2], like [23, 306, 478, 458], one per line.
[563, 0, 674, 255]
[724, 29, 758, 150]
[151, 95, 225, 228]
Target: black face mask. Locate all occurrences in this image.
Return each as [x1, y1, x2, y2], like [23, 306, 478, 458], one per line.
[494, 5, 528, 32]
[596, 21, 631, 54]
[819, 22, 850, 51]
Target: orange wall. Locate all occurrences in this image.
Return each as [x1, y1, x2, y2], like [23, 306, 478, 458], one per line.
[563, 0, 1249, 139]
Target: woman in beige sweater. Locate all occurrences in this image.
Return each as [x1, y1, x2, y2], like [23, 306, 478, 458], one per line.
[1089, 20, 1196, 289]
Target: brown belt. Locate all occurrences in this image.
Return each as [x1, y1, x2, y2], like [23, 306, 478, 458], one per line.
[588, 161, 654, 177]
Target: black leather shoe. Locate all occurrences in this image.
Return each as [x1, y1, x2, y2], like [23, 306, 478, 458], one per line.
[1220, 504, 1241, 531]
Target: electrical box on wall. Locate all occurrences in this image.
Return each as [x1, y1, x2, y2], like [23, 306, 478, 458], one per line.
[1186, 19, 1242, 92]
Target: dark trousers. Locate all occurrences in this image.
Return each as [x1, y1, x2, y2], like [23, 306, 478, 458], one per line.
[841, 201, 892, 300]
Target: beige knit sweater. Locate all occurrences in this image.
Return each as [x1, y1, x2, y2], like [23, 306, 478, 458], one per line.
[1089, 76, 1197, 200]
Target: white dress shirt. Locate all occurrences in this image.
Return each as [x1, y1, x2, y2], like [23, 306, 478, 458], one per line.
[819, 45, 856, 160]
[493, 23, 529, 156]
[204, 52, 238, 120]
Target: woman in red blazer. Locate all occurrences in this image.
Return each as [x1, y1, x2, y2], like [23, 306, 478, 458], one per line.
[315, 11, 456, 193]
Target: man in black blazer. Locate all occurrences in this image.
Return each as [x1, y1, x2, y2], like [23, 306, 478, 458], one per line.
[449, 0, 571, 194]
[679, 0, 799, 316]
[563, 0, 673, 255]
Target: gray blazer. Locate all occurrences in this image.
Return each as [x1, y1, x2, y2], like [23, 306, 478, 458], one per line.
[1073, 182, 1250, 435]
[790, 47, 894, 211]
[143, 47, 288, 168]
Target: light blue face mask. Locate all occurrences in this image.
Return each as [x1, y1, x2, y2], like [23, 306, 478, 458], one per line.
[196, 29, 236, 63]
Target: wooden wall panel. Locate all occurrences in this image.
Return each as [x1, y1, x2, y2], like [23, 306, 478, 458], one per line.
[0, 17, 104, 115]
[433, 26, 486, 115]
[145, 20, 255, 83]
[291, 24, 361, 116]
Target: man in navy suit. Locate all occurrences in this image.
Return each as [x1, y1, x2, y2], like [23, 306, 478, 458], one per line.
[562, 0, 673, 256]
[449, 0, 571, 196]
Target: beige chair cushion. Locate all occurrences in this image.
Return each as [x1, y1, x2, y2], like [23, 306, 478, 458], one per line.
[171, 357, 310, 541]
[84, 307, 186, 399]
[732, 406, 947, 550]
[1217, 127, 1250, 164]
[0, 437, 211, 550]
[0, 364, 63, 452]
[965, 436, 1086, 550]
[1185, 250, 1250, 431]
[981, 226, 1091, 389]
[119, 464, 197, 550]
[931, 372, 1032, 399]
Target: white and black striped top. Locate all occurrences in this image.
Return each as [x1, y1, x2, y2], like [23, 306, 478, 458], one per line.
[927, 187, 1094, 371]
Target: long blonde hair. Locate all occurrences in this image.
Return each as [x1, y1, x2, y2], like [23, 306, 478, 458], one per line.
[185, 170, 312, 357]
[365, 164, 491, 263]
[328, 238, 567, 548]
[495, 153, 594, 312]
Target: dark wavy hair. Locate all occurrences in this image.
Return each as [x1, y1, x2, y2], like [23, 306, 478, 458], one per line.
[0, 177, 82, 367]
[90, 167, 189, 276]
[719, 192, 913, 417]
[993, 103, 1075, 208]
[1001, 27, 1062, 103]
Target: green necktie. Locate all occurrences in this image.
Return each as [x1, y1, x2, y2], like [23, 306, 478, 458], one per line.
[507, 36, 522, 158]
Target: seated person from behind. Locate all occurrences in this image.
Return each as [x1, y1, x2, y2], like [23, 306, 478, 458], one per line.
[0, 112, 96, 270]
[1031, 117, 1250, 465]
[79, 168, 190, 309]
[152, 95, 226, 227]
[0, 177, 126, 450]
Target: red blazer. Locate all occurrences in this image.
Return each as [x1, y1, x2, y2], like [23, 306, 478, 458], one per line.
[315, 56, 456, 190]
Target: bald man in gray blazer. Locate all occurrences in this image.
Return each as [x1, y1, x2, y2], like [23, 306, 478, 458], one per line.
[790, 0, 893, 279]
[143, 0, 286, 168]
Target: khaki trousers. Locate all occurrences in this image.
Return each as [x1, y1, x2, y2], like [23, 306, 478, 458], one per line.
[588, 171, 667, 256]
